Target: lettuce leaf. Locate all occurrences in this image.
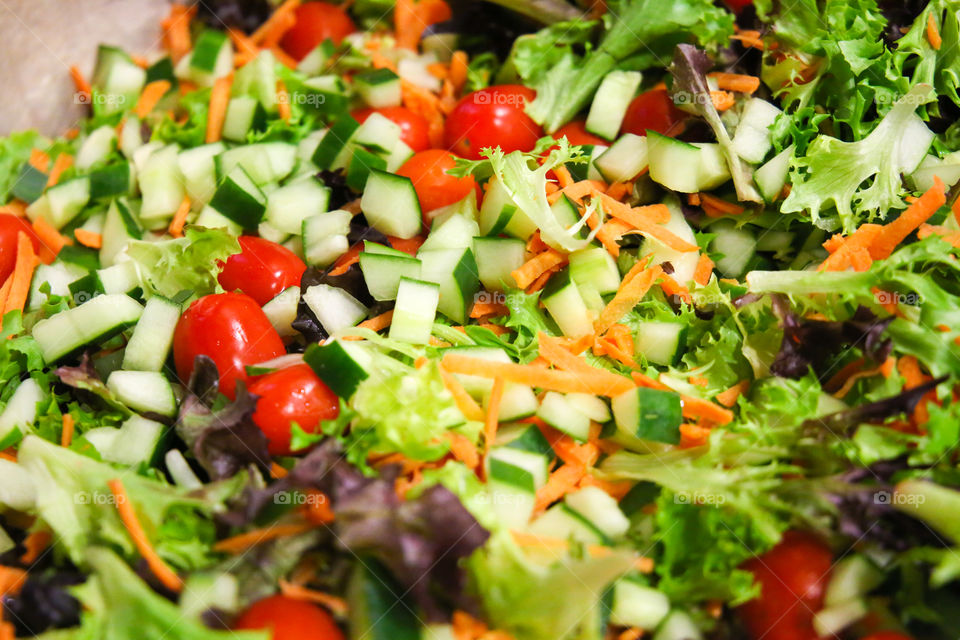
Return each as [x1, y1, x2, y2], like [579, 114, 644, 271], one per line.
[126, 227, 240, 301]
[0, 130, 47, 202]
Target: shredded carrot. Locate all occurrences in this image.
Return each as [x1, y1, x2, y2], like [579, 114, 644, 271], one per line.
[928, 11, 943, 50]
[270, 45, 299, 70]
[716, 380, 749, 407]
[848, 247, 872, 272]
[438, 365, 484, 423]
[550, 180, 607, 205]
[0, 202, 26, 217]
[385, 235, 424, 256]
[0, 449, 15, 463]
[205, 74, 233, 144]
[898, 355, 927, 389]
[538, 333, 604, 375]
[31, 217, 71, 262]
[510, 530, 654, 573]
[511, 249, 567, 289]
[708, 72, 761, 94]
[606, 323, 634, 355]
[441, 353, 634, 397]
[447, 431, 481, 469]
[277, 80, 292, 123]
[680, 394, 734, 426]
[69, 66, 91, 102]
[0, 279, 11, 315]
[731, 29, 765, 50]
[0, 567, 27, 597]
[279, 580, 349, 616]
[251, 0, 301, 46]
[870, 177, 946, 260]
[73, 228, 102, 249]
[29, 149, 50, 172]
[595, 264, 663, 335]
[535, 421, 600, 468]
[484, 377, 505, 452]
[593, 191, 670, 225]
[401, 80, 446, 147]
[213, 523, 316, 554]
[0, 622, 12, 640]
[3, 233, 38, 315]
[617, 628, 643, 640]
[833, 357, 895, 399]
[46, 153, 73, 187]
[694, 253, 714, 286]
[60, 413, 75, 447]
[688, 193, 701, 206]
[453, 610, 491, 640]
[228, 28, 259, 62]
[711, 90, 736, 111]
[553, 165, 574, 189]
[449, 51, 469, 94]
[161, 4, 196, 62]
[470, 301, 509, 318]
[134, 80, 171, 118]
[659, 273, 692, 304]
[355, 310, 394, 333]
[594, 336, 640, 369]
[819, 224, 883, 272]
[699, 192, 745, 216]
[918, 223, 960, 247]
[595, 194, 696, 252]
[395, 0, 452, 50]
[20, 531, 52, 565]
[108, 478, 183, 592]
[535, 463, 587, 511]
[168, 195, 192, 238]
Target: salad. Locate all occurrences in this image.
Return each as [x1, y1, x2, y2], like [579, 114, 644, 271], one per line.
[0, 0, 959, 638]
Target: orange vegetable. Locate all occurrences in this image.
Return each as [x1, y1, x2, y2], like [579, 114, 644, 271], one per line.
[693, 253, 714, 286]
[535, 463, 587, 511]
[553, 164, 574, 189]
[447, 431, 481, 470]
[659, 273, 692, 304]
[31, 217, 71, 263]
[60, 413, 75, 447]
[0, 566, 26, 597]
[213, 523, 316, 554]
[69, 66, 92, 102]
[28, 149, 50, 172]
[511, 249, 566, 289]
[161, 4, 196, 62]
[168, 195, 192, 238]
[711, 90, 735, 111]
[869, 177, 946, 260]
[356, 309, 394, 332]
[251, 0, 301, 46]
[819, 223, 882, 271]
[20, 531, 52, 565]
[3, 233, 38, 315]
[928, 11, 943, 50]
[0, 202, 26, 217]
[278, 580, 349, 616]
[46, 153, 73, 187]
[708, 72, 761, 94]
[699, 192, 745, 215]
[449, 51, 469, 94]
[277, 80, 291, 123]
[716, 380, 749, 407]
[0, 279, 11, 314]
[680, 394, 734, 425]
[395, 0, 452, 50]
[205, 74, 234, 143]
[594, 264, 663, 334]
[134, 80, 171, 118]
[73, 229, 102, 249]
[470, 301, 508, 318]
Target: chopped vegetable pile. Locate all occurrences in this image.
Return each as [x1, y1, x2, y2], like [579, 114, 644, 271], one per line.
[2, 1, 960, 640]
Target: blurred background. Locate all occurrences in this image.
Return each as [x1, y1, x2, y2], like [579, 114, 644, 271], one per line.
[0, 0, 166, 135]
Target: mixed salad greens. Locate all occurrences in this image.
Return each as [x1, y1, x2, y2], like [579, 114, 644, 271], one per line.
[2, 0, 960, 639]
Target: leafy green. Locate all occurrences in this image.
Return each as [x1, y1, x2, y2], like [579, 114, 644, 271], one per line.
[499, 288, 556, 363]
[0, 130, 47, 202]
[894, 1, 960, 113]
[126, 227, 240, 301]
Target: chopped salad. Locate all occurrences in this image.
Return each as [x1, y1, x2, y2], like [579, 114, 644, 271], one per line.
[1, 1, 960, 639]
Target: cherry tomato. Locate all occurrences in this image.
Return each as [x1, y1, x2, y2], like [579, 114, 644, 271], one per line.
[396, 149, 478, 220]
[173, 293, 286, 399]
[444, 85, 544, 160]
[234, 595, 345, 640]
[739, 531, 833, 640]
[218, 237, 306, 307]
[279, 2, 356, 61]
[0, 215, 42, 282]
[351, 107, 431, 153]
[724, 0, 754, 12]
[551, 120, 608, 147]
[248, 364, 340, 455]
[861, 634, 914, 640]
[620, 89, 688, 138]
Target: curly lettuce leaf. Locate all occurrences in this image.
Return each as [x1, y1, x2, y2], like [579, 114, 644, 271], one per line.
[126, 227, 240, 301]
[0, 130, 47, 202]
[894, 0, 960, 111]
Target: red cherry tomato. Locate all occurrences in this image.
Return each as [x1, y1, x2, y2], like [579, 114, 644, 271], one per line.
[279, 2, 356, 61]
[351, 107, 431, 153]
[620, 89, 688, 138]
[173, 293, 286, 399]
[0, 215, 42, 282]
[444, 85, 544, 160]
[248, 364, 340, 455]
[234, 595, 345, 640]
[551, 120, 608, 147]
[861, 634, 913, 640]
[724, 0, 754, 12]
[739, 531, 833, 640]
[218, 236, 306, 307]
[396, 149, 478, 220]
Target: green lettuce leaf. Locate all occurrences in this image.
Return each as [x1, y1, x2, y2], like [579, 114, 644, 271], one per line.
[126, 227, 240, 301]
[0, 130, 47, 202]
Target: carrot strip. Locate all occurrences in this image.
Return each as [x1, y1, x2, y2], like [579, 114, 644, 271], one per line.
[279, 580, 349, 616]
[356, 309, 394, 332]
[819, 224, 883, 272]
[928, 11, 943, 50]
[228, 28, 259, 61]
[168, 195, 192, 238]
[60, 413, 75, 447]
[659, 273, 692, 303]
[595, 197, 697, 252]
[135, 80, 171, 118]
[833, 357, 894, 399]
[551, 180, 607, 205]
[205, 74, 233, 144]
[108, 478, 183, 592]
[213, 523, 316, 554]
[31, 217, 71, 259]
[0, 202, 26, 217]
[484, 377, 505, 450]
[711, 90, 735, 111]
[69, 66, 92, 101]
[594, 336, 640, 369]
[680, 394, 734, 425]
[708, 72, 761, 94]
[595, 264, 663, 335]
[699, 192, 745, 215]
[870, 177, 947, 260]
[277, 80, 291, 123]
[447, 431, 481, 469]
[46, 153, 73, 187]
[329, 245, 362, 276]
[73, 229, 102, 249]
[693, 253, 714, 286]
[716, 380, 749, 407]
[270, 462, 289, 479]
[29, 149, 50, 172]
[535, 463, 587, 511]
[449, 51, 469, 94]
[20, 531, 52, 565]
[0, 279, 11, 314]
[440, 353, 634, 397]
[3, 233, 38, 315]
[251, 0, 301, 46]
[470, 301, 508, 318]
[593, 191, 670, 224]
[731, 29, 765, 50]
[538, 333, 604, 375]
[511, 249, 566, 289]
[0, 567, 27, 597]
[161, 4, 195, 62]
[553, 165, 574, 189]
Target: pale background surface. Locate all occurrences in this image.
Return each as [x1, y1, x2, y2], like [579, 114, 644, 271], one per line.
[0, 0, 168, 135]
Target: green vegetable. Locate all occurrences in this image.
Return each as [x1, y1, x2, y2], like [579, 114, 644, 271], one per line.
[0, 130, 48, 201]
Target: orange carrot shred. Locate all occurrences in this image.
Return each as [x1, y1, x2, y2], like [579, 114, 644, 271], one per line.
[29, 149, 50, 172]
[449, 51, 469, 94]
[205, 74, 234, 143]
[135, 80, 171, 118]
[711, 90, 736, 111]
[0, 279, 11, 315]
[820, 224, 883, 272]
[928, 11, 943, 50]
[279, 580, 349, 616]
[0, 566, 27, 598]
[69, 66, 92, 102]
[441, 353, 634, 397]
[108, 478, 183, 593]
[46, 153, 73, 187]
[708, 72, 761, 94]
[31, 217, 71, 261]
[870, 177, 946, 260]
[554, 165, 574, 189]
[659, 272, 692, 304]
[61, 413, 75, 447]
[168, 195, 192, 238]
[3, 233, 38, 315]
[73, 229, 102, 249]
[251, 0, 301, 46]
[694, 253, 714, 286]
[470, 301, 508, 318]
[277, 80, 292, 123]
[213, 523, 316, 554]
[447, 431, 481, 469]
[716, 380, 749, 407]
[595, 264, 663, 334]
[20, 531, 52, 565]
[699, 192, 745, 216]
[0, 202, 26, 218]
[680, 394, 734, 425]
[511, 249, 567, 289]
[161, 4, 196, 62]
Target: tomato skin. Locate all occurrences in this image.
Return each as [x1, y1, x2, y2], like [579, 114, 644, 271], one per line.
[444, 85, 544, 160]
[739, 531, 833, 640]
[551, 120, 608, 147]
[724, 0, 754, 12]
[351, 107, 431, 152]
[234, 595, 345, 640]
[218, 237, 306, 307]
[279, 2, 355, 61]
[620, 89, 688, 138]
[0, 215, 42, 282]
[173, 293, 286, 399]
[248, 364, 340, 455]
[861, 634, 913, 640]
[396, 149, 478, 220]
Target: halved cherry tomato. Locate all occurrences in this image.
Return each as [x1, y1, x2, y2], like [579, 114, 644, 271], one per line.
[396, 149, 478, 221]
[444, 85, 544, 160]
[173, 293, 285, 399]
[234, 595, 345, 640]
[0, 215, 41, 282]
[739, 531, 833, 640]
[861, 634, 913, 640]
[248, 364, 340, 455]
[218, 236, 306, 307]
[279, 2, 356, 61]
[724, 0, 754, 12]
[620, 89, 688, 138]
[551, 120, 608, 147]
[351, 107, 431, 153]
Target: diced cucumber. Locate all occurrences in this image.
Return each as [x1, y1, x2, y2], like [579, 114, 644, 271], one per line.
[304, 339, 372, 399]
[295, 74, 350, 117]
[31, 294, 143, 362]
[496, 421, 555, 457]
[91, 45, 147, 114]
[175, 30, 233, 86]
[221, 95, 266, 142]
[653, 611, 703, 640]
[76, 125, 118, 171]
[0, 458, 37, 511]
[486, 459, 537, 529]
[911, 153, 960, 192]
[389, 277, 439, 344]
[421, 212, 479, 252]
[97, 260, 141, 295]
[812, 599, 868, 638]
[209, 165, 267, 229]
[107, 371, 177, 417]
[26, 177, 91, 230]
[710, 220, 757, 278]
[610, 579, 670, 630]
[755, 230, 795, 254]
[312, 117, 360, 169]
[566, 393, 611, 423]
[232, 49, 279, 111]
[122, 296, 180, 372]
[27, 261, 87, 311]
[177, 142, 225, 207]
[528, 503, 607, 544]
[266, 179, 331, 235]
[478, 177, 518, 236]
[537, 392, 592, 441]
[585, 71, 642, 141]
[594, 133, 649, 183]
[897, 113, 935, 174]
[165, 449, 203, 490]
[119, 115, 145, 158]
[355, 68, 402, 108]
[473, 236, 525, 291]
[217, 143, 297, 184]
[418, 247, 480, 324]
[550, 193, 588, 240]
[297, 39, 336, 75]
[569, 247, 621, 296]
[302, 284, 368, 334]
[100, 198, 142, 267]
[302, 210, 352, 267]
[106, 415, 167, 466]
[384, 138, 414, 173]
[611, 386, 682, 445]
[639, 196, 700, 286]
[754, 144, 794, 203]
[180, 572, 239, 619]
[262, 287, 300, 338]
[647, 132, 730, 192]
[489, 446, 549, 489]
[0, 379, 46, 445]
[360, 252, 422, 301]
[194, 205, 243, 235]
[692, 143, 731, 190]
[353, 112, 402, 153]
[348, 560, 421, 640]
[565, 486, 630, 539]
[823, 555, 883, 607]
[634, 321, 687, 367]
[542, 268, 592, 338]
[139, 145, 185, 222]
[488, 383, 539, 421]
[346, 146, 388, 191]
[88, 162, 133, 201]
[731, 97, 782, 164]
[11, 163, 48, 204]
[361, 170, 423, 239]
